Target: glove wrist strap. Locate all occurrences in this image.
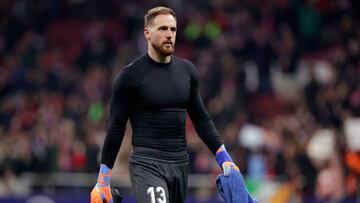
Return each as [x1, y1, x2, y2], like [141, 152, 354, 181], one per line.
[97, 164, 112, 187]
[215, 144, 233, 167]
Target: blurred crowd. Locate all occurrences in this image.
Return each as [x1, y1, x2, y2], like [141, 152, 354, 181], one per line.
[0, 0, 359, 202]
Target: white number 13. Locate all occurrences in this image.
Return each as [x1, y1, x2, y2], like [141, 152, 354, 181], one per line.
[147, 186, 166, 203]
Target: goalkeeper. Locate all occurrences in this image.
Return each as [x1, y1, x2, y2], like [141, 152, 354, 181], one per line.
[91, 6, 252, 203]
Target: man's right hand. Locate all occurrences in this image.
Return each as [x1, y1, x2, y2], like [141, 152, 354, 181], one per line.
[91, 164, 113, 203]
[91, 184, 113, 203]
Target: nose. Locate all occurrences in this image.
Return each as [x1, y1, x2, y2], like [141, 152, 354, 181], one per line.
[165, 30, 173, 39]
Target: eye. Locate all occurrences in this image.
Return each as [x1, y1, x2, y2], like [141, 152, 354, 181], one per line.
[170, 27, 177, 32]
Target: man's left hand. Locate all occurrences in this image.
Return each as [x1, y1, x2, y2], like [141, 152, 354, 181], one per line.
[216, 145, 240, 176]
[222, 161, 240, 176]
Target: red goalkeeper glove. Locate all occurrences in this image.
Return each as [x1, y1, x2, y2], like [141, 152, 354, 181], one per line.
[216, 145, 239, 176]
[91, 164, 113, 203]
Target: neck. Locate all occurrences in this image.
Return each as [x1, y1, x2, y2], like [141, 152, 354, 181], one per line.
[148, 48, 171, 64]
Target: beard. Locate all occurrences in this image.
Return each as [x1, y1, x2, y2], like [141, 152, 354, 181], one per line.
[151, 41, 174, 56]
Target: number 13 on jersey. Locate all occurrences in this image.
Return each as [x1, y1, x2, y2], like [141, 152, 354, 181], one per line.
[147, 186, 166, 203]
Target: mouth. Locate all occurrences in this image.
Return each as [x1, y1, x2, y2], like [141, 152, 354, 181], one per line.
[163, 42, 173, 46]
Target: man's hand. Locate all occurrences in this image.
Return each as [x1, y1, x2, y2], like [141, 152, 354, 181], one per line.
[91, 164, 113, 203]
[216, 145, 240, 176]
[222, 161, 240, 176]
[91, 184, 113, 203]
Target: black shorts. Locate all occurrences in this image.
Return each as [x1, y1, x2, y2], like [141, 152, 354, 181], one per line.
[129, 154, 189, 203]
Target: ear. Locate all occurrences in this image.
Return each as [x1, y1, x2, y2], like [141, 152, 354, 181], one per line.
[144, 27, 150, 40]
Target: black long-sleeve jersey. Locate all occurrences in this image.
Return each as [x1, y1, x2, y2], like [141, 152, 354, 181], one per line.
[101, 54, 223, 168]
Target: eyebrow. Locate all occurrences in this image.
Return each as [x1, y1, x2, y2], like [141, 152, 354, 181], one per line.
[158, 25, 177, 31]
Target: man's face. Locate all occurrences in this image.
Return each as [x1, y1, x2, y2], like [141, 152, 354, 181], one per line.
[145, 14, 177, 56]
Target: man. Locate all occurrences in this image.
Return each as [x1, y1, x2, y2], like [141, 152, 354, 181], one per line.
[91, 6, 241, 203]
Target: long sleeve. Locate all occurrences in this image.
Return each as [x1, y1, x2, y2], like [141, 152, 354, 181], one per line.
[185, 60, 223, 154]
[100, 67, 136, 168]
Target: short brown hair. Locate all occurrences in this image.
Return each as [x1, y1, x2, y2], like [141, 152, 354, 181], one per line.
[144, 6, 176, 27]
